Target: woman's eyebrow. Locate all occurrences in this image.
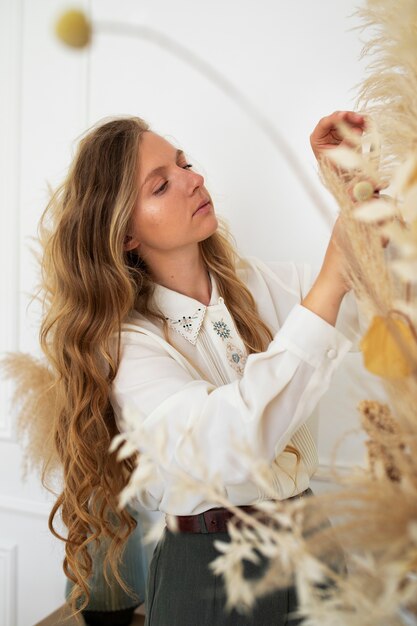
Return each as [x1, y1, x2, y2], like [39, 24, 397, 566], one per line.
[141, 149, 185, 190]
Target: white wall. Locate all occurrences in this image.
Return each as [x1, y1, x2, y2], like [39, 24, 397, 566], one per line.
[0, 1, 389, 623]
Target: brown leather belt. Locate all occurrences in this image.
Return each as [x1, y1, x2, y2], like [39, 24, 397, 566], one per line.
[168, 489, 311, 534]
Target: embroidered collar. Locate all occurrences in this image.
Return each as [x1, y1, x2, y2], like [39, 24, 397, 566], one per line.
[153, 271, 221, 345]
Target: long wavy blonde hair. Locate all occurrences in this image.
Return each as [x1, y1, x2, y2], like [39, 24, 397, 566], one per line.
[4, 116, 300, 617]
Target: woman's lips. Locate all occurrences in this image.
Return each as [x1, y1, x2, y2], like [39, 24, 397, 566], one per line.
[193, 201, 211, 215]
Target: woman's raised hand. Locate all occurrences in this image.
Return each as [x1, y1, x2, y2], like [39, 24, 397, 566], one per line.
[310, 110, 366, 162]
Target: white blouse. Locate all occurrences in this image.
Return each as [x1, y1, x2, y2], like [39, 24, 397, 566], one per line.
[110, 255, 365, 516]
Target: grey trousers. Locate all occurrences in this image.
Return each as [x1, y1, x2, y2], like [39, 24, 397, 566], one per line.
[144, 525, 304, 626]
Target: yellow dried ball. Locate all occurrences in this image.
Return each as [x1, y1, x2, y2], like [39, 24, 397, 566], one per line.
[55, 9, 91, 49]
[353, 180, 375, 202]
[360, 315, 417, 379]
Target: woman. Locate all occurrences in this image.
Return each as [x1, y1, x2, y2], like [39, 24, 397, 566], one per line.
[36, 110, 365, 625]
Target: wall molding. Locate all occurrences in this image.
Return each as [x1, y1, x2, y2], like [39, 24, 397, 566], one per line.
[0, 380, 17, 442]
[0, 544, 17, 626]
[0, 0, 23, 443]
[0, 391, 16, 441]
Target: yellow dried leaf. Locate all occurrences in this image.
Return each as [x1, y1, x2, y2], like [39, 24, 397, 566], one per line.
[360, 315, 417, 378]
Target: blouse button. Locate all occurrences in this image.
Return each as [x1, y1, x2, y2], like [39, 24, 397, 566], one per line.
[218, 297, 224, 305]
[326, 348, 337, 359]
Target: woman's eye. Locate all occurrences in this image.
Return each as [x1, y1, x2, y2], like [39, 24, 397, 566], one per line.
[155, 181, 168, 195]
[154, 164, 194, 195]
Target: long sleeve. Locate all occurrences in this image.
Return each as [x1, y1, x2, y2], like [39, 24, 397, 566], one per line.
[111, 302, 352, 510]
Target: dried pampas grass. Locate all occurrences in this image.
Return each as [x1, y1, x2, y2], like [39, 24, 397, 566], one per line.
[1, 352, 59, 478]
[355, 0, 417, 176]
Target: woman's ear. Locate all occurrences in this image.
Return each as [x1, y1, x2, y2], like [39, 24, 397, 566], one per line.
[123, 235, 141, 252]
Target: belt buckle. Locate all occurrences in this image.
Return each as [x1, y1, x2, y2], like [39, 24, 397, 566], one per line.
[202, 508, 231, 533]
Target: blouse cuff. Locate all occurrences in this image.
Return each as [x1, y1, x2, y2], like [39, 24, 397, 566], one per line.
[274, 303, 353, 369]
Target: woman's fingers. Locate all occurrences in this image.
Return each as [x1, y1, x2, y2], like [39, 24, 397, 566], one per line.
[310, 110, 367, 158]
[325, 110, 366, 134]
[343, 110, 366, 128]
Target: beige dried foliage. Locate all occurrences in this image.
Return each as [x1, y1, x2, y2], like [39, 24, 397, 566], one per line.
[354, 0, 417, 176]
[358, 399, 410, 482]
[319, 156, 396, 317]
[1, 352, 59, 478]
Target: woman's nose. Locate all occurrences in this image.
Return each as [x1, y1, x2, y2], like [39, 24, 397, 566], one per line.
[187, 169, 205, 191]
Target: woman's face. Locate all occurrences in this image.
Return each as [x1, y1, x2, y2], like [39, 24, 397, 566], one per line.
[126, 131, 218, 257]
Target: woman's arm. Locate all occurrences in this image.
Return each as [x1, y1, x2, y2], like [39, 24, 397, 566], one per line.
[111, 303, 352, 505]
[301, 215, 349, 327]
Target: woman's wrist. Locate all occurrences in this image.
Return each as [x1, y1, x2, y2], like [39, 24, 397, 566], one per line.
[318, 264, 351, 298]
[301, 271, 347, 328]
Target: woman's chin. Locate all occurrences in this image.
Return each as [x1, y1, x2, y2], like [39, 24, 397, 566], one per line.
[198, 215, 218, 241]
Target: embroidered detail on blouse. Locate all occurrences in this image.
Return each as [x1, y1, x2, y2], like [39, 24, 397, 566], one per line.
[165, 307, 206, 345]
[212, 319, 232, 340]
[172, 313, 199, 332]
[211, 317, 247, 375]
[226, 342, 247, 375]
